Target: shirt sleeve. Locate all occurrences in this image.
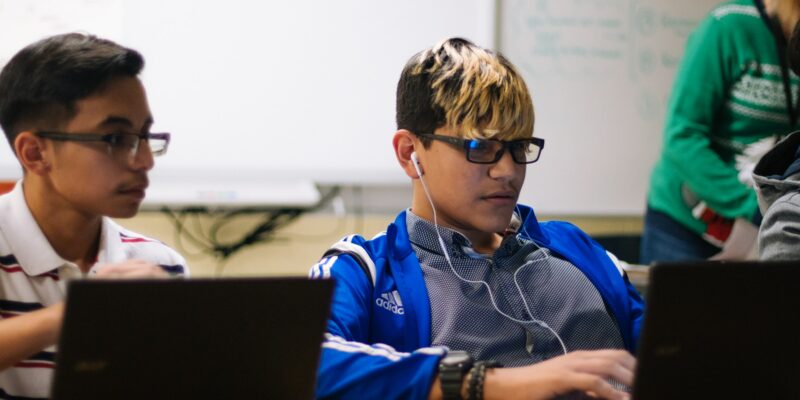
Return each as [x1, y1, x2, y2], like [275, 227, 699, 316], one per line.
[156, 244, 190, 277]
[662, 14, 759, 220]
[758, 193, 800, 260]
[309, 253, 444, 400]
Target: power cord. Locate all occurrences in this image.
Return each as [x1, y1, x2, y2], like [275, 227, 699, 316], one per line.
[161, 186, 342, 264]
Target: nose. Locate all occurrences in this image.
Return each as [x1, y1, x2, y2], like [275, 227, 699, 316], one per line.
[488, 148, 517, 180]
[129, 140, 155, 171]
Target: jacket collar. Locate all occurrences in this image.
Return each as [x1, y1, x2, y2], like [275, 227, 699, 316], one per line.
[385, 204, 641, 352]
[754, 131, 800, 211]
[389, 204, 548, 258]
[513, 204, 548, 245]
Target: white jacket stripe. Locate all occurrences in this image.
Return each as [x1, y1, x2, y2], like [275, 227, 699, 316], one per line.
[328, 241, 377, 287]
[605, 251, 625, 276]
[391, 291, 403, 307]
[308, 256, 337, 279]
[322, 334, 445, 362]
[321, 256, 337, 279]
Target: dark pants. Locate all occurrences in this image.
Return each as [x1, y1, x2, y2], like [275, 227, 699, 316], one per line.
[639, 206, 719, 265]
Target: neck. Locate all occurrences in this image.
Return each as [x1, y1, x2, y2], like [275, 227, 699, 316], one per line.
[462, 231, 503, 255]
[23, 179, 102, 273]
[764, 0, 799, 38]
[410, 191, 503, 255]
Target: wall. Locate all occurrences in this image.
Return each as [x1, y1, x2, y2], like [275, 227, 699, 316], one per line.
[500, 0, 719, 214]
[1, 0, 721, 215]
[0, 0, 494, 202]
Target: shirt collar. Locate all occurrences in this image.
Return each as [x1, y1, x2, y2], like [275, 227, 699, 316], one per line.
[405, 209, 524, 258]
[0, 180, 68, 275]
[96, 218, 128, 265]
[0, 180, 123, 276]
[406, 209, 468, 253]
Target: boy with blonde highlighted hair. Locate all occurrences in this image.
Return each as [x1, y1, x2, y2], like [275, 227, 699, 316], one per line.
[310, 38, 643, 399]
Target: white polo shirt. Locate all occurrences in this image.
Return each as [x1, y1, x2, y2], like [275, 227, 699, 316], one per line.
[0, 181, 188, 399]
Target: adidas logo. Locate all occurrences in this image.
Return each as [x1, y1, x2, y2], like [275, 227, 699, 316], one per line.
[375, 290, 404, 315]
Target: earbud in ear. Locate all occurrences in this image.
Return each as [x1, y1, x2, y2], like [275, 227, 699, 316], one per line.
[410, 151, 423, 177]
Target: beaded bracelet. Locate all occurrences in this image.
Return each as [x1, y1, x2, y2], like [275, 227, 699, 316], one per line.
[467, 361, 501, 400]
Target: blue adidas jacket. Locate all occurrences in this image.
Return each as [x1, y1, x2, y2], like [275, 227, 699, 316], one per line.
[308, 205, 645, 400]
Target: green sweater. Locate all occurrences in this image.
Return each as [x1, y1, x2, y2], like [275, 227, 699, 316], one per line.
[648, 0, 800, 236]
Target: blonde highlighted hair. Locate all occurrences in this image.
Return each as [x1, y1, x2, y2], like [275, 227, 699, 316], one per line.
[396, 37, 534, 143]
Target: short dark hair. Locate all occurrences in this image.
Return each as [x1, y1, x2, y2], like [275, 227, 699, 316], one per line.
[395, 37, 534, 148]
[0, 33, 144, 149]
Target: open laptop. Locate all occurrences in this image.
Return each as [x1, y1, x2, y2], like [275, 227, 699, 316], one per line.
[632, 261, 800, 399]
[51, 277, 333, 400]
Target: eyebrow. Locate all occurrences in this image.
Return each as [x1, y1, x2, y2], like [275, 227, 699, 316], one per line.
[97, 115, 154, 132]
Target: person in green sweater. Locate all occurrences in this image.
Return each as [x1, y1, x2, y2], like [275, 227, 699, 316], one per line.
[642, 0, 800, 264]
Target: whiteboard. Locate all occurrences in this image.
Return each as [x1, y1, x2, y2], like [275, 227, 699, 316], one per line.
[0, 0, 494, 206]
[501, 0, 718, 214]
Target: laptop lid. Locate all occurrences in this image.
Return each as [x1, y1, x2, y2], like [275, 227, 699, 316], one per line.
[51, 277, 333, 400]
[632, 261, 800, 399]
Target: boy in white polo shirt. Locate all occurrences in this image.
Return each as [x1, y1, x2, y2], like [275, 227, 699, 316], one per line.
[0, 33, 187, 399]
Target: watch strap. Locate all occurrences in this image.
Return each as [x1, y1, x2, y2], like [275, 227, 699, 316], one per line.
[439, 351, 473, 400]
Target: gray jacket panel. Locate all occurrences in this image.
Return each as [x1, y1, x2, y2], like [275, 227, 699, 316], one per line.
[753, 132, 800, 260]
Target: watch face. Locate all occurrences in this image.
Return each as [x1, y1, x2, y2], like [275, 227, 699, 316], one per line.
[444, 351, 472, 367]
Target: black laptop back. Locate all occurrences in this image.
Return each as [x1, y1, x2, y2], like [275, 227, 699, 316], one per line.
[633, 261, 800, 399]
[51, 277, 333, 400]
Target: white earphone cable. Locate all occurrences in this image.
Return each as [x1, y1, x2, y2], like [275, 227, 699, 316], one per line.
[415, 157, 567, 355]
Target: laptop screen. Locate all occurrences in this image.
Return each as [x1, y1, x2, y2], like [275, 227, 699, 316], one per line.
[632, 261, 800, 399]
[51, 277, 333, 399]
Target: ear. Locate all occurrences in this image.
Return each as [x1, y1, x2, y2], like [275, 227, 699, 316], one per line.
[393, 129, 422, 179]
[14, 132, 51, 176]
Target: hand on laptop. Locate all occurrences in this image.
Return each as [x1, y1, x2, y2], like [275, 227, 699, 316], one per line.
[93, 260, 169, 279]
[483, 350, 635, 400]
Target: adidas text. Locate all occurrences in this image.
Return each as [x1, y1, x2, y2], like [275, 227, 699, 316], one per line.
[376, 291, 404, 315]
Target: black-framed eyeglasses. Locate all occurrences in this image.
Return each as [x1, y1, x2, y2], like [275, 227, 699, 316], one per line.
[416, 133, 544, 164]
[35, 131, 170, 160]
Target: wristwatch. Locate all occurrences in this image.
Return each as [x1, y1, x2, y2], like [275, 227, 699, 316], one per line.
[439, 350, 473, 400]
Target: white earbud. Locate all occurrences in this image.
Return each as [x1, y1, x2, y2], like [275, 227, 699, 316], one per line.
[410, 151, 424, 177]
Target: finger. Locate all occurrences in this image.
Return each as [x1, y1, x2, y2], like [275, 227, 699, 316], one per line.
[574, 358, 634, 387]
[119, 266, 168, 278]
[96, 261, 158, 274]
[585, 389, 630, 400]
[573, 374, 630, 400]
[572, 350, 634, 364]
[611, 351, 636, 371]
[94, 264, 166, 279]
[92, 268, 123, 278]
[569, 350, 636, 374]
